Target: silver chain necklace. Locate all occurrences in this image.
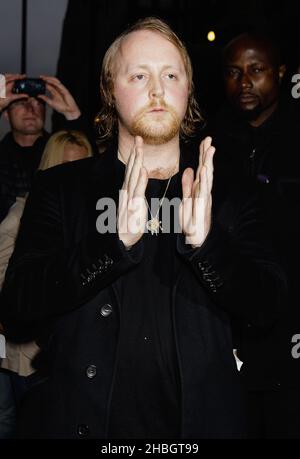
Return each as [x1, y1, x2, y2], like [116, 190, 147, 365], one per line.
[145, 175, 174, 235]
[118, 149, 179, 235]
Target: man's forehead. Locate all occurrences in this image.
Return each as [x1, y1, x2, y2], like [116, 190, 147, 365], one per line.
[226, 39, 274, 65]
[225, 44, 271, 65]
[116, 30, 185, 70]
[9, 96, 45, 107]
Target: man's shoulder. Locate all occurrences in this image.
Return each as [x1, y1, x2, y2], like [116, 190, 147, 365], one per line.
[0, 132, 15, 158]
[35, 152, 109, 187]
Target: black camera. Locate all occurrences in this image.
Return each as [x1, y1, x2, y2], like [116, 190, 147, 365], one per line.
[12, 78, 46, 97]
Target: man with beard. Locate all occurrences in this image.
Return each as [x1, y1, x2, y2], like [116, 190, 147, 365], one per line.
[211, 32, 300, 438]
[0, 18, 285, 439]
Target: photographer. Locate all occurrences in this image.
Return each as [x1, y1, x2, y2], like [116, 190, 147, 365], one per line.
[0, 73, 85, 438]
[0, 74, 85, 223]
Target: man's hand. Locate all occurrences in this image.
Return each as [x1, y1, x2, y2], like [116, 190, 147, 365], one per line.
[179, 136, 215, 248]
[0, 73, 28, 112]
[118, 136, 148, 249]
[38, 75, 81, 120]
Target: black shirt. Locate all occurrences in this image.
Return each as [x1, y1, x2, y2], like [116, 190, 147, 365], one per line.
[108, 162, 182, 439]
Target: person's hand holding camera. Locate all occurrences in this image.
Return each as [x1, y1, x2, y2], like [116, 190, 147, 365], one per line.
[0, 73, 28, 113]
[38, 75, 81, 120]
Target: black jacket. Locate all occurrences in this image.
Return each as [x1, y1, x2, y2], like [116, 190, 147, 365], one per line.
[210, 97, 300, 389]
[0, 132, 49, 222]
[0, 142, 286, 438]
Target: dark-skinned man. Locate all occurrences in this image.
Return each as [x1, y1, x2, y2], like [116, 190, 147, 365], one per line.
[211, 32, 300, 439]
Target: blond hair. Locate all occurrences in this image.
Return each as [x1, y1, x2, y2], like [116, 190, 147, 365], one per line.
[95, 17, 203, 145]
[39, 130, 92, 171]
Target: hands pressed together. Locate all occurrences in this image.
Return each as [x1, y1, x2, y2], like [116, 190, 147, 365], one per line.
[118, 136, 215, 250]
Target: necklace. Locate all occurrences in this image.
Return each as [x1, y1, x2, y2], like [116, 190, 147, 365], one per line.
[118, 149, 179, 235]
[145, 175, 173, 235]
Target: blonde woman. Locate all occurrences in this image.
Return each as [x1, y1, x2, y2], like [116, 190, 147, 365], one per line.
[38, 130, 92, 170]
[0, 130, 91, 437]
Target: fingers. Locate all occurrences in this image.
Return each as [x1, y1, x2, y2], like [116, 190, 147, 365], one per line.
[202, 136, 212, 164]
[199, 165, 208, 199]
[123, 143, 136, 190]
[133, 166, 148, 198]
[4, 74, 27, 99]
[37, 94, 53, 106]
[42, 85, 63, 106]
[44, 84, 60, 96]
[10, 94, 28, 102]
[205, 146, 215, 189]
[4, 74, 26, 83]
[128, 137, 143, 199]
[196, 137, 210, 183]
[122, 136, 143, 190]
[182, 168, 194, 199]
[40, 76, 70, 97]
[195, 136, 214, 184]
[5, 75, 26, 96]
[180, 169, 194, 229]
[199, 147, 215, 199]
[40, 75, 64, 87]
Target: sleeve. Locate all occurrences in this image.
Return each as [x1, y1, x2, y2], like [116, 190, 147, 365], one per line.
[176, 191, 287, 328]
[0, 171, 144, 324]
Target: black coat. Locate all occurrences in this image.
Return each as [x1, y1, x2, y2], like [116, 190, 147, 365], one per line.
[210, 97, 300, 389]
[0, 132, 49, 222]
[0, 142, 286, 439]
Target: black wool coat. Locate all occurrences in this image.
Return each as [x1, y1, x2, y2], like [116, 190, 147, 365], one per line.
[210, 98, 300, 390]
[0, 142, 286, 439]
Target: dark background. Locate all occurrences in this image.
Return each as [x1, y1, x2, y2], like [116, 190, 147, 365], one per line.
[54, 0, 300, 128]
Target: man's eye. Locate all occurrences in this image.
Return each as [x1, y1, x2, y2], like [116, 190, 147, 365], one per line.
[228, 69, 240, 77]
[133, 74, 145, 81]
[166, 73, 176, 80]
[253, 67, 263, 73]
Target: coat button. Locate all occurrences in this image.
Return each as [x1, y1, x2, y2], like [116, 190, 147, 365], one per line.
[77, 424, 89, 437]
[100, 303, 113, 317]
[86, 365, 97, 379]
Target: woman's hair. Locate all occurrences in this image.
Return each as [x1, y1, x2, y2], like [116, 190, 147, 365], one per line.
[39, 130, 92, 171]
[95, 16, 203, 145]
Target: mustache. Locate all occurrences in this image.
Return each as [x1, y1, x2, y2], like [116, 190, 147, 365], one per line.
[238, 91, 257, 97]
[147, 99, 168, 109]
[135, 99, 175, 118]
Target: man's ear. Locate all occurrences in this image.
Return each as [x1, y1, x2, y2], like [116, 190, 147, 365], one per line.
[3, 109, 9, 121]
[279, 64, 286, 81]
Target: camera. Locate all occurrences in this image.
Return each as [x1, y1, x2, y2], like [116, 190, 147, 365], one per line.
[12, 78, 46, 97]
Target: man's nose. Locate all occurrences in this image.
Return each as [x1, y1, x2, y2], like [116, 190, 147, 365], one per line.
[241, 72, 253, 88]
[26, 103, 35, 113]
[25, 99, 36, 112]
[149, 76, 164, 99]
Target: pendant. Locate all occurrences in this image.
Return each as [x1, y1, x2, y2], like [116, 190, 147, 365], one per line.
[146, 217, 163, 235]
